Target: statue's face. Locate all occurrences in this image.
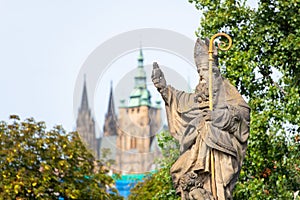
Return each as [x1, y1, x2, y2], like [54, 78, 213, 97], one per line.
[197, 66, 209, 84]
[197, 66, 221, 83]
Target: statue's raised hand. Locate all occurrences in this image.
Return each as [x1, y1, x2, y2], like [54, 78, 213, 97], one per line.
[152, 62, 167, 91]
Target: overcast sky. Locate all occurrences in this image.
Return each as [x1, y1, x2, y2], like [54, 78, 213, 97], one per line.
[0, 0, 257, 135]
[0, 0, 203, 133]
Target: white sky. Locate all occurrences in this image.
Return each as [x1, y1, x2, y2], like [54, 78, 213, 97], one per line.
[0, 0, 202, 132]
[0, 0, 257, 135]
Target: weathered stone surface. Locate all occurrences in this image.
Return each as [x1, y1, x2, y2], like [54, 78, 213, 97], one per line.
[152, 38, 250, 200]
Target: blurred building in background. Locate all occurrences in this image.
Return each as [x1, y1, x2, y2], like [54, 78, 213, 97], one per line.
[101, 49, 162, 174]
[76, 49, 162, 173]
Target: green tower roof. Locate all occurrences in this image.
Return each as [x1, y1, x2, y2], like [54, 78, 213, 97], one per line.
[126, 48, 153, 108]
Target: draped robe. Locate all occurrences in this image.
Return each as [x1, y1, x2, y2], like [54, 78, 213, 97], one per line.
[165, 77, 250, 200]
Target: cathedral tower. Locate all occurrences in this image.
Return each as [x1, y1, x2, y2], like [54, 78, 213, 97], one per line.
[76, 76, 98, 157]
[100, 49, 162, 173]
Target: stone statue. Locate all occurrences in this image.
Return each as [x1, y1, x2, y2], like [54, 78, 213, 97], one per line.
[151, 37, 250, 200]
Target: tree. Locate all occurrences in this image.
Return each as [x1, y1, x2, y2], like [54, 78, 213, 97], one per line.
[128, 130, 180, 200]
[130, 0, 299, 199]
[0, 115, 123, 200]
[187, 0, 300, 199]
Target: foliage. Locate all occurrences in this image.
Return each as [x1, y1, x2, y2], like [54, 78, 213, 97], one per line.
[187, 0, 300, 199]
[128, 0, 299, 199]
[128, 130, 180, 200]
[0, 115, 123, 200]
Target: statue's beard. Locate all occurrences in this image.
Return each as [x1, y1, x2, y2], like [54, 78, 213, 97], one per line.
[196, 81, 208, 94]
[195, 82, 209, 102]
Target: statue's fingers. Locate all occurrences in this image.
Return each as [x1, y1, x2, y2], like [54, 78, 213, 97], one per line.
[201, 93, 208, 101]
[151, 69, 159, 78]
[151, 70, 155, 79]
[153, 62, 159, 69]
[197, 96, 202, 103]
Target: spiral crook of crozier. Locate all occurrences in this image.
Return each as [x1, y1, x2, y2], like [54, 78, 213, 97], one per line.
[218, 39, 232, 51]
[209, 33, 232, 56]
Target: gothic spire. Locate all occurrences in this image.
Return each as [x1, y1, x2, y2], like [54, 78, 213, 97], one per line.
[134, 48, 147, 89]
[106, 81, 116, 117]
[138, 48, 144, 68]
[103, 81, 117, 136]
[80, 74, 89, 111]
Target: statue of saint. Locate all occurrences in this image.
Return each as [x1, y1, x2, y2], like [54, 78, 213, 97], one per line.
[152, 38, 250, 200]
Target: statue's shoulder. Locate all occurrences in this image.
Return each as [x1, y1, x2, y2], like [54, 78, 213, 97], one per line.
[222, 78, 251, 110]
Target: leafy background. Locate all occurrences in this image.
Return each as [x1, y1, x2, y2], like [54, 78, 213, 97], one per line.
[129, 0, 300, 199]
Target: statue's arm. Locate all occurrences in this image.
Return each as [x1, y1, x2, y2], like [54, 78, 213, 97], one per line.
[151, 62, 169, 102]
